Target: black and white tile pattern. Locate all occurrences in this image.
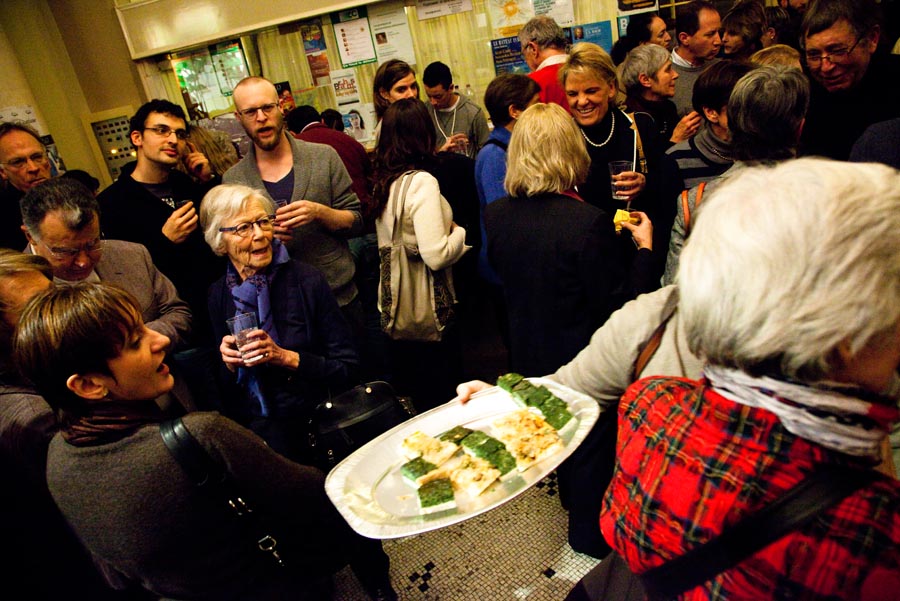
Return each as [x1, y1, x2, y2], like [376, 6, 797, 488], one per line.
[333, 473, 601, 600]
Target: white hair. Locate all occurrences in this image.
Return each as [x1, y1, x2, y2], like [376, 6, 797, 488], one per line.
[199, 184, 275, 255]
[679, 158, 900, 382]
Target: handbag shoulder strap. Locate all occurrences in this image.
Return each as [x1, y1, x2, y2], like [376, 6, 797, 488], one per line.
[640, 464, 879, 600]
[160, 418, 286, 567]
[388, 170, 420, 246]
[632, 288, 680, 381]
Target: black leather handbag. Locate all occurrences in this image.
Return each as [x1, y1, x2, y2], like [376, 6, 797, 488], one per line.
[311, 381, 415, 469]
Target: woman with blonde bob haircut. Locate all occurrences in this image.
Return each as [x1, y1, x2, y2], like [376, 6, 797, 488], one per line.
[487, 101, 654, 557]
[485, 101, 654, 380]
[504, 103, 589, 197]
[601, 158, 900, 599]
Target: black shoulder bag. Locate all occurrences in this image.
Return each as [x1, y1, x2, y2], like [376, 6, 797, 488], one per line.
[159, 418, 286, 569]
[566, 464, 879, 601]
[311, 380, 415, 469]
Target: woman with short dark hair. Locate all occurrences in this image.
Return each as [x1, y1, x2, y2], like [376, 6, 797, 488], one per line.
[15, 282, 396, 601]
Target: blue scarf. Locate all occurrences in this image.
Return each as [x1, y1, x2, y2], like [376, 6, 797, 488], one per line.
[225, 239, 290, 416]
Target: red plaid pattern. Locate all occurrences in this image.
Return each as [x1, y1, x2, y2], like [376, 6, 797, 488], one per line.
[600, 377, 900, 600]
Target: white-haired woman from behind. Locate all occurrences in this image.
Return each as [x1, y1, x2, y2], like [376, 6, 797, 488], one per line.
[601, 158, 900, 599]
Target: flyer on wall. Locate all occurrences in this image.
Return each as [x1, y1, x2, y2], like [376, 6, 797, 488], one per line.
[332, 68, 362, 106]
[573, 21, 614, 52]
[491, 36, 529, 75]
[369, 0, 417, 65]
[487, 0, 535, 37]
[331, 7, 378, 68]
[415, 0, 474, 21]
[533, 0, 575, 27]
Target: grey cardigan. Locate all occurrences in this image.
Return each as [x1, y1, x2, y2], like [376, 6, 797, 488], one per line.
[224, 135, 364, 306]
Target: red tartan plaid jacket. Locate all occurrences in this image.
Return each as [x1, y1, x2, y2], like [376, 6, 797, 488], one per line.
[601, 376, 900, 600]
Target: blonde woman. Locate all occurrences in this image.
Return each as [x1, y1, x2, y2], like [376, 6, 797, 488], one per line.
[484, 102, 652, 378]
[560, 42, 679, 288]
[484, 102, 652, 557]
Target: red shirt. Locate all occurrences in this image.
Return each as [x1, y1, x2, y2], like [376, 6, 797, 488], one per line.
[297, 123, 374, 221]
[601, 376, 900, 600]
[528, 61, 569, 113]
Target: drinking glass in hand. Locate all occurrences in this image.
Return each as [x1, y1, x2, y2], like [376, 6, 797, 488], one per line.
[608, 160, 633, 202]
[226, 312, 263, 364]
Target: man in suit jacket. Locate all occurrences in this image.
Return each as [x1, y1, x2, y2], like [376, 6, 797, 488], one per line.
[224, 76, 364, 311]
[19, 177, 191, 350]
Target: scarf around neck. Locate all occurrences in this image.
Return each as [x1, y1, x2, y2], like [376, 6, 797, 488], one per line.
[62, 400, 165, 446]
[225, 238, 290, 417]
[705, 364, 899, 459]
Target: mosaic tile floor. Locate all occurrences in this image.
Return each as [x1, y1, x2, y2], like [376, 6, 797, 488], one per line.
[332, 472, 601, 600]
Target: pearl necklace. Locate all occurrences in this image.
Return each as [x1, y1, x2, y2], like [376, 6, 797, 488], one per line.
[580, 110, 616, 148]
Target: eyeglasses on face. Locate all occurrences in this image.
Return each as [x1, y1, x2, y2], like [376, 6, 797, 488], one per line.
[36, 237, 104, 260]
[218, 216, 276, 237]
[143, 124, 189, 140]
[1, 151, 49, 170]
[804, 34, 864, 67]
[237, 103, 279, 119]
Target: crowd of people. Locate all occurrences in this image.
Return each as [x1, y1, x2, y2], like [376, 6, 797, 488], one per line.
[1, 0, 900, 598]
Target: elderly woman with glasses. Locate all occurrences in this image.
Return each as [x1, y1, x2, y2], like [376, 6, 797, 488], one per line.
[200, 184, 358, 466]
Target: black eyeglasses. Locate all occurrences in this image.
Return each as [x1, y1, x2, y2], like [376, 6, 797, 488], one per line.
[144, 124, 189, 140]
[804, 34, 864, 67]
[1, 151, 49, 170]
[237, 103, 279, 119]
[219, 216, 276, 237]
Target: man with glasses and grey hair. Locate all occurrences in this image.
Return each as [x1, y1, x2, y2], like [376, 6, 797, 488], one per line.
[799, 0, 900, 159]
[518, 15, 570, 110]
[0, 122, 52, 251]
[224, 76, 364, 329]
[20, 177, 192, 350]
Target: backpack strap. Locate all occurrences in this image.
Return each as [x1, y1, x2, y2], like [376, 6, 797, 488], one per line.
[483, 138, 508, 151]
[681, 181, 707, 235]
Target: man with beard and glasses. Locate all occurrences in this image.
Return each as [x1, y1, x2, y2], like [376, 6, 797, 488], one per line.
[223, 77, 364, 326]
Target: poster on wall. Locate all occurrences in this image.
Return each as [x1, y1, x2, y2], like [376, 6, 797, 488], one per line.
[274, 82, 296, 115]
[617, 0, 659, 17]
[331, 7, 378, 68]
[491, 36, 529, 75]
[533, 0, 575, 27]
[573, 21, 614, 52]
[415, 0, 474, 21]
[300, 19, 332, 85]
[369, 0, 417, 65]
[487, 0, 535, 37]
[332, 68, 362, 106]
[210, 41, 249, 96]
[339, 102, 376, 143]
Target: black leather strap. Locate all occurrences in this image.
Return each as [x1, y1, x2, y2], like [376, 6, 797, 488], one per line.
[640, 465, 878, 599]
[160, 418, 285, 566]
